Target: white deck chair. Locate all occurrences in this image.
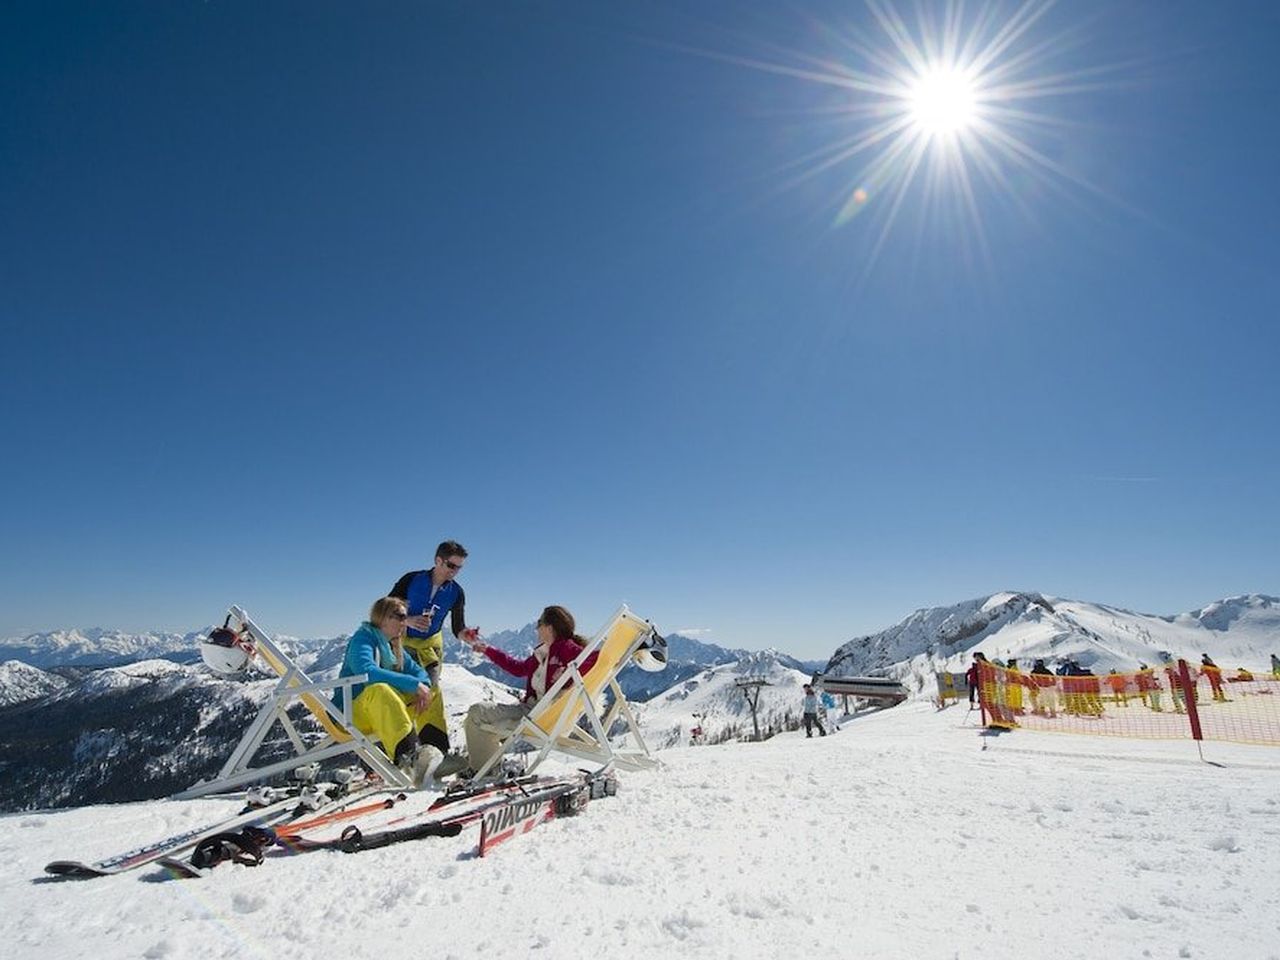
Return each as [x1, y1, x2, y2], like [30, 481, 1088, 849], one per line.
[471, 604, 661, 780]
[174, 605, 411, 798]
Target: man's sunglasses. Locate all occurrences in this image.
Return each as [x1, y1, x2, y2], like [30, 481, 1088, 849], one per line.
[443, 560, 463, 571]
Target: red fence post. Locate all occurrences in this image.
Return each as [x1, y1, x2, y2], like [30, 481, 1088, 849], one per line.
[1179, 659, 1203, 742]
[977, 661, 990, 727]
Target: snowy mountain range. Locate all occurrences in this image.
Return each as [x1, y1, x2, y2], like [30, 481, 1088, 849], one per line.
[0, 628, 212, 668]
[450, 624, 822, 700]
[0, 620, 821, 710]
[825, 591, 1280, 698]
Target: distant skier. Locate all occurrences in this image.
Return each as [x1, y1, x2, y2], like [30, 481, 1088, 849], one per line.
[965, 654, 981, 708]
[388, 540, 481, 753]
[820, 690, 838, 733]
[1106, 670, 1129, 706]
[1272, 653, 1280, 680]
[1200, 654, 1227, 702]
[1135, 664, 1162, 712]
[802, 684, 827, 738]
[1006, 658, 1026, 714]
[1163, 660, 1186, 714]
[1030, 659, 1058, 718]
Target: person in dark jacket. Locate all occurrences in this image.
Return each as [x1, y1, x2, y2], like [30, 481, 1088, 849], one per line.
[965, 654, 982, 707]
[388, 539, 481, 752]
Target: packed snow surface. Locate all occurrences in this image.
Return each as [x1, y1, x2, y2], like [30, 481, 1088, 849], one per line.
[4, 703, 1278, 960]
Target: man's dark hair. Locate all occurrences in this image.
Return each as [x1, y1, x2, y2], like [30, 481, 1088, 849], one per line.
[435, 540, 468, 562]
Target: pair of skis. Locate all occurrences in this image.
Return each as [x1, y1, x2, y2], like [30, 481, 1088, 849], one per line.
[159, 769, 617, 877]
[42, 777, 388, 879]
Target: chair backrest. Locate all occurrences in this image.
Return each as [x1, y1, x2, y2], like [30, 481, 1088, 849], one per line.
[238, 614, 353, 744]
[526, 608, 651, 737]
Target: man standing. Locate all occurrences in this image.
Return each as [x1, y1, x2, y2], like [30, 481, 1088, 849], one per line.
[389, 540, 480, 753]
[966, 653, 982, 708]
[801, 684, 827, 738]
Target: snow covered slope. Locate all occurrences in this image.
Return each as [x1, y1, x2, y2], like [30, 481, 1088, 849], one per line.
[0, 660, 69, 707]
[636, 650, 812, 748]
[4, 702, 1277, 960]
[826, 592, 1280, 698]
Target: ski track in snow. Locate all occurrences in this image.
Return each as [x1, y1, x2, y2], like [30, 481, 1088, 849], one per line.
[3, 703, 1280, 960]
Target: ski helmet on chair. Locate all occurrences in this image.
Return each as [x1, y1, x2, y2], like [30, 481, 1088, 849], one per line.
[200, 624, 254, 675]
[632, 630, 668, 672]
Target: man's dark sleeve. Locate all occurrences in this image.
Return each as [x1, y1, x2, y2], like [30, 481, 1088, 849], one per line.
[450, 585, 467, 636]
[389, 571, 416, 601]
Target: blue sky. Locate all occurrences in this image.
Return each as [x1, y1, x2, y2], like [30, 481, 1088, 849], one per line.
[1, 1, 1277, 658]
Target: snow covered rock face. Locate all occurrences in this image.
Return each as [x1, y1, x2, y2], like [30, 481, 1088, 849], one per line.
[0, 660, 69, 707]
[0, 662, 274, 812]
[1186, 594, 1279, 633]
[823, 592, 1280, 700]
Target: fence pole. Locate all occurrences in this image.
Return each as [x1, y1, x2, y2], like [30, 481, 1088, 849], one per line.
[1179, 659, 1203, 743]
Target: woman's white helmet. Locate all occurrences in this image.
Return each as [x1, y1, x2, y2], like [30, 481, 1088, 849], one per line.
[632, 630, 669, 672]
[200, 626, 254, 675]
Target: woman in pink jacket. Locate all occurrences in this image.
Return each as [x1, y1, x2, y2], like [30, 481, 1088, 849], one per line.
[458, 605, 599, 776]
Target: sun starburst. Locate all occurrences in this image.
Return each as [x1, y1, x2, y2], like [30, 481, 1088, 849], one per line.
[681, 0, 1130, 279]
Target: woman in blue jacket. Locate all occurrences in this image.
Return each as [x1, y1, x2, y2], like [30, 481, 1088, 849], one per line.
[338, 596, 442, 787]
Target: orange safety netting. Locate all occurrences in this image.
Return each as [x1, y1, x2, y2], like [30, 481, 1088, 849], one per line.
[976, 660, 1280, 747]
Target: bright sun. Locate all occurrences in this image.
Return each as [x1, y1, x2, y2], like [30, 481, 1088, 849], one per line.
[708, 0, 1119, 271]
[908, 66, 977, 135]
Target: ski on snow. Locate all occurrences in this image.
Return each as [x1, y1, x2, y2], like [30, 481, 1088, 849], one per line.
[43, 780, 385, 879]
[478, 769, 616, 856]
[154, 777, 562, 878]
[155, 789, 410, 878]
[157, 769, 617, 876]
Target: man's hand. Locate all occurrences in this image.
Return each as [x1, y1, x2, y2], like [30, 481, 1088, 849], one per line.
[405, 615, 434, 632]
[414, 683, 434, 713]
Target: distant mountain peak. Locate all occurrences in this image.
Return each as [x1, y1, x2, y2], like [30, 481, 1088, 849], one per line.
[824, 590, 1280, 697]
